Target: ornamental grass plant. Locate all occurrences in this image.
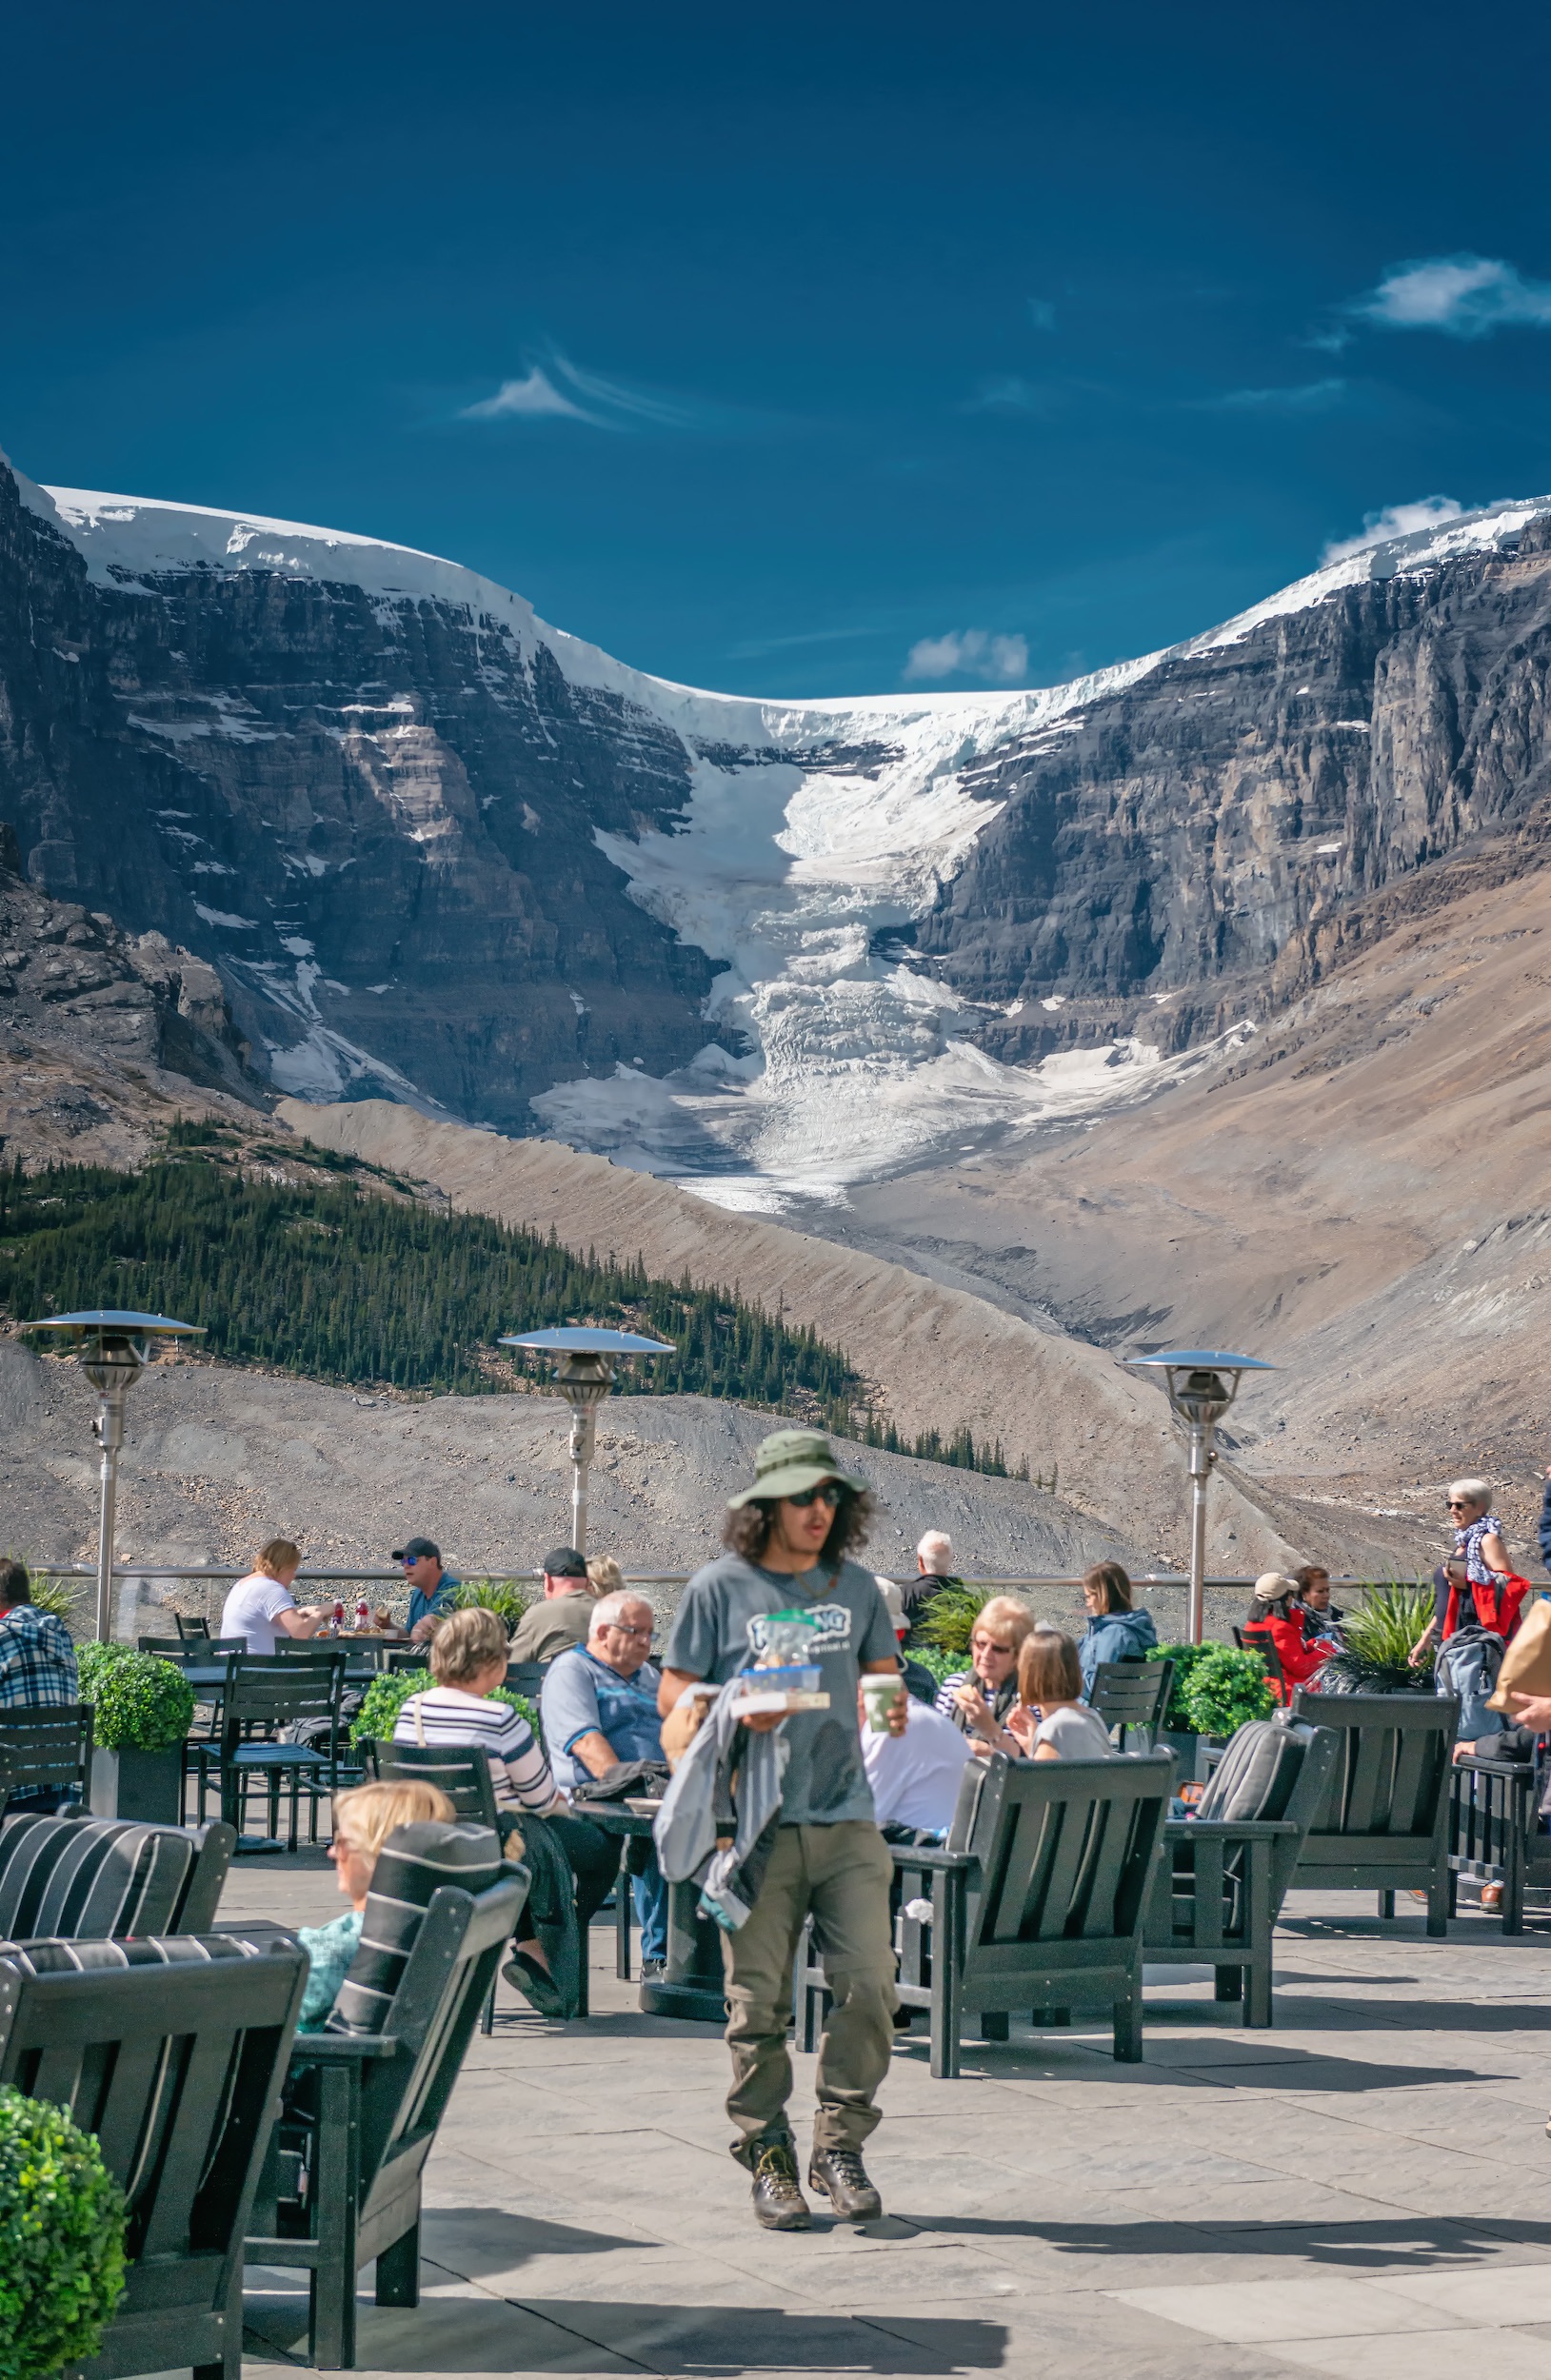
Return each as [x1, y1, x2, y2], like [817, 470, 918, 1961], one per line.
[0, 2086, 126, 2380]
[1317, 1581, 1436, 1693]
[451, 1578, 530, 1635]
[913, 1586, 993, 1658]
[75, 1642, 195, 1750]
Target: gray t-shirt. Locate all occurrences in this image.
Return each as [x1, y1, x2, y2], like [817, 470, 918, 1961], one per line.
[665, 1553, 899, 1825]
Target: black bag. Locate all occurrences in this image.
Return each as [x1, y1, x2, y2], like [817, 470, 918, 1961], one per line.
[568, 1758, 670, 1804]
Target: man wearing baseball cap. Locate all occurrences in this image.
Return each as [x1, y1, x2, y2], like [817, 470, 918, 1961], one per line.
[391, 1538, 460, 1642]
[509, 1548, 598, 1664]
[658, 1428, 905, 2232]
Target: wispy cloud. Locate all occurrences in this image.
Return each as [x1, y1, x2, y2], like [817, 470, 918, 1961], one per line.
[460, 366, 599, 424]
[1193, 378, 1347, 413]
[1320, 496, 1463, 565]
[1028, 299, 1056, 330]
[459, 350, 751, 432]
[904, 629, 1028, 684]
[728, 624, 879, 660]
[1353, 254, 1551, 338]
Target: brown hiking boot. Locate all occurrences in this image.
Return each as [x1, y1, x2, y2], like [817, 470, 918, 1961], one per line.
[749, 2137, 811, 2231]
[808, 2145, 883, 2220]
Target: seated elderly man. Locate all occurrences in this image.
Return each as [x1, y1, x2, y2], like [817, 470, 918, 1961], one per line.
[541, 1591, 669, 1977]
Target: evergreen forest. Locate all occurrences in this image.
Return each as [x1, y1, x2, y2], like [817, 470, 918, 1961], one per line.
[0, 1135, 1024, 1476]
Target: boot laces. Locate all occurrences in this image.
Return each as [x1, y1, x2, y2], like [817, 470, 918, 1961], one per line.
[822, 2148, 869, 2187]
[753, 2140, 804, 2197]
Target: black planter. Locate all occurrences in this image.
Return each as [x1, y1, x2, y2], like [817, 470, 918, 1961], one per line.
[89, 1745, 185, 1825]
[1156, 1729, 1229, 1784]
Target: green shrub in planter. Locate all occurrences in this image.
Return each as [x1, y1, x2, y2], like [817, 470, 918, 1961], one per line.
[906, 1646, 963, 1689]
[349, 1668, 541, 1752]
[0, 2084, 126, 2380]
[1148, 1642, 1273, 1736]
[76, 1642, 194, 1749]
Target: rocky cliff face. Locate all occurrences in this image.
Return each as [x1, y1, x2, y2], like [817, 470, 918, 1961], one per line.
[3, 450, 1549, 1180]
[0, 460, 719, 1130]
[916, 512, 1551, 1064]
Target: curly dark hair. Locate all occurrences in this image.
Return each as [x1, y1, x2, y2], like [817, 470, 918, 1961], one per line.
[723, 1487, 874, 1571]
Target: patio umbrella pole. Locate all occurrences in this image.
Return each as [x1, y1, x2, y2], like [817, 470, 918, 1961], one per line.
[1186, 1417, 1212, 1648]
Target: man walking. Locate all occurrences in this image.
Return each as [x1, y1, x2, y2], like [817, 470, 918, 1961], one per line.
[510, 1549, 596, 1662]
[658, 1428, 905, 2231]
[543, 1591, 669, 1975]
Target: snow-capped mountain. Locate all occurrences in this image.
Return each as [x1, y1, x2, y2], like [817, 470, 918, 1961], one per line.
[5, 455, 1550, 1201]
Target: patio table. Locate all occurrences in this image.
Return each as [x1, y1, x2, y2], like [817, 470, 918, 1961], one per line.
[584, 1804, 726, 2023]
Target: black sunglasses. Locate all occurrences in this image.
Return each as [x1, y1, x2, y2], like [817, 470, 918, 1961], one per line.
[787, 1482, 843, 1509]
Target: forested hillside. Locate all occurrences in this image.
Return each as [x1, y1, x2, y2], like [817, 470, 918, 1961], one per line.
[0, 1128, 1018, 1472]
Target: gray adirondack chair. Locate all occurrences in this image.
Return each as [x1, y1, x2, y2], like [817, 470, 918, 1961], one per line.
[245, 1821, 528, 2370]
[1288, 1688, 1459, 1934]
[1143, 1716, 1337, 2023]
[0, 1932, 307, 2380]
[798, 1751, 1172, 2077]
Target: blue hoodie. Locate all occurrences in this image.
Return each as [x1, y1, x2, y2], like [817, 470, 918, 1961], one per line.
[1079, 1604, 1159, 1696]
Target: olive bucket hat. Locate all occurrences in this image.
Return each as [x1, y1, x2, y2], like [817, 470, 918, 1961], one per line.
[726, 1427, 869, 1508]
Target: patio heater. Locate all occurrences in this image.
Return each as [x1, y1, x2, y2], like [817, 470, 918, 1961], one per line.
[499, 1326, 673, 1555]
[17, 1309, 204, 1642]
[1128, 1350, 1275, 1645]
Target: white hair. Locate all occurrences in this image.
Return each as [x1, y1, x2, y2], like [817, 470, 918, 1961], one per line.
[589, 1589, 651, 1637]
[1448, 1477, 1493, 1509]
[917, 1530, 954, 1574]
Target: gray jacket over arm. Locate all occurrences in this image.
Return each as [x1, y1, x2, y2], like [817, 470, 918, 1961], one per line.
[652, 1680, 788, 1932]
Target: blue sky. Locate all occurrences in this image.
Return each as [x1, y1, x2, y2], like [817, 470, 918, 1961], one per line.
[4, 0, 1550, 697]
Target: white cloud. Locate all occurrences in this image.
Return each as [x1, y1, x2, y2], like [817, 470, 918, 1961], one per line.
[1320, 496, 1463, 565]
[904, 629, 1028, 684]
[459, 366, 600, 424]
[1199, 378, 1346, 412]
[1354, 254, 1551, 338]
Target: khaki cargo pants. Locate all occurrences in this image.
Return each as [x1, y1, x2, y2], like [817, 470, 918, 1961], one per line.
[722, 1820, 897, 2161]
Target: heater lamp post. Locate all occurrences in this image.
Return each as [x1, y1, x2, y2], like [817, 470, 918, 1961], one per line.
[500, 1326, 673, 1555]
[1128, 1349, 1275, 1645]
[18, 1309, 204, 1642]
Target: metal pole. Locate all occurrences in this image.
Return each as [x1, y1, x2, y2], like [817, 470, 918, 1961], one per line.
[1186, 1418, 1213, 1645]
[93, 1386, 126, 1643]
[569, 1402, 597, 1555]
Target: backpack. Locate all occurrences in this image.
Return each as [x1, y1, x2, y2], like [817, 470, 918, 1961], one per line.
[1435, 1624, 1505, 1740]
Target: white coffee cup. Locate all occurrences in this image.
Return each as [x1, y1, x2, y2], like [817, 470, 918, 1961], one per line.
[862, 1675, 901, 1734]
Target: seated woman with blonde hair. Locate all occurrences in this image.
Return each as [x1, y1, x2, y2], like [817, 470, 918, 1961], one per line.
[298, 1777, 454, 2030]
[998, 1629, 1116, 1761]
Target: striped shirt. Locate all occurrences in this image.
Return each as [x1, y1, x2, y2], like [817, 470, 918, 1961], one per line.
[392, 1686, 557, 1812]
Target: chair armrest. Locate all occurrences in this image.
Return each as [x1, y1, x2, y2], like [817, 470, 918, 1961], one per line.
[287, 2033, 402, 2064]
[1452, 1756, 1533, 1779]
[1163, 1818, 1302, 1844]
[886, 1843, 976, 1873]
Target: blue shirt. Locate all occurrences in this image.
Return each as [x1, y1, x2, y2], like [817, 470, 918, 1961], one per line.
[542, 1646, 664, 1790]
[296, 1909, 363, 2031]
[408, 1572, 459, 1634]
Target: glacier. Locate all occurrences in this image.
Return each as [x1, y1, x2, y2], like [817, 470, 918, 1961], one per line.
[22, 471, 1551, 1204]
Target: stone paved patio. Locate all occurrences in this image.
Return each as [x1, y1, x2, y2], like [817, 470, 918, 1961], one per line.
[223, 1854, 1551, 2378]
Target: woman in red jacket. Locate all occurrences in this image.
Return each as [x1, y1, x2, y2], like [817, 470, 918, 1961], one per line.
[1242, 1573, 1330, 1704]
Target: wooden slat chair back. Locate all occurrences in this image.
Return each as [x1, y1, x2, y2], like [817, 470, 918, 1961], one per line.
[0, 1813, 234, 1938]
[1090, 1657, 1174, 1749]
[1288, 1688, 1459, 1934]
[799, 1752, 1171, 2077]
[0, 1701, 94, 1807]
[0, 1933, 307, 2380]
[174, 1613, 212, 1640]
[364, 1740, 507, 2033]
[213, 1654, 346, 1852]
[1143, 1719, 1337, 2023]
[246, 1823, 527, 2370]
[1234, 1622, 1288, 1698]
[385, 1648, 430, 1675]
[505, 1658, 547, 1698]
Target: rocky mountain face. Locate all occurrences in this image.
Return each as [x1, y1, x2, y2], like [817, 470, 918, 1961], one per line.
[0, 458, 718, 1129]
[0, 821, 263, 1166]
[3, 447, 1550, 1174]
[917, 512, 1551, 1065]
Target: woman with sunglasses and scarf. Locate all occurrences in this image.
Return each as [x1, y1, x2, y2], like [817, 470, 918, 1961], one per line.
[1409, 1478, 1521, 1667]
[659, 1428, 905, 2236]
